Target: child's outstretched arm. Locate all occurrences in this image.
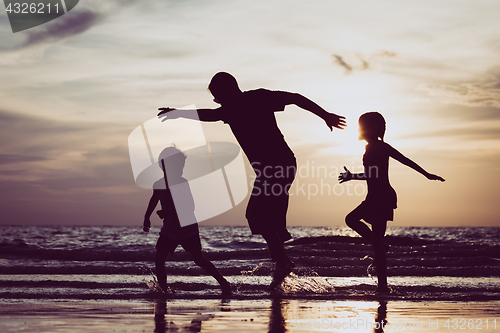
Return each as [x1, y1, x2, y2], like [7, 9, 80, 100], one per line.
[388, 145, 445, 182]
[282, 93, 346, 131]
[143, 190, 160, 232]
[157, 107, 222, 122]
[338, 166, 367, 183]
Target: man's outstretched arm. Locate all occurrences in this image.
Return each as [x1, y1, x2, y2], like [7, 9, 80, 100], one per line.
[157, 107, 222, 122]
[282, 92, 346, 131]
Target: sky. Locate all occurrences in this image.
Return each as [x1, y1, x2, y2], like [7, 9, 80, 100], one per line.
[0, 0, 499, 227]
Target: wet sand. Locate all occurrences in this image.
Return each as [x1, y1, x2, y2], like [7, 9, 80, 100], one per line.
[1, 299, 499, 333]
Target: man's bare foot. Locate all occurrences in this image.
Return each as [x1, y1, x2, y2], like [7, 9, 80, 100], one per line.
[375, 286, 391, 294]
[267, 262, 295, 291]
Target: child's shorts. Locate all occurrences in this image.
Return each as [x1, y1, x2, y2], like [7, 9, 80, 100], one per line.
[155, 233, 202, 255]
[350, 200, 395, 223]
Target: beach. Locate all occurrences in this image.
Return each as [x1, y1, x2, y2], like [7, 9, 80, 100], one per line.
[1, 299, 499, 333]
[1, 225, 499, 332]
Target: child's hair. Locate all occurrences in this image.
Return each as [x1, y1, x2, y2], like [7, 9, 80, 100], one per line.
[359, 112, 386, 141]
[158, 145, 187, 172]
[208, 72, 240, 98]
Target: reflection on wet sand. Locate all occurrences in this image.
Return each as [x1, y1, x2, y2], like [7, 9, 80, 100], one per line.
[146, 298, 499, 333]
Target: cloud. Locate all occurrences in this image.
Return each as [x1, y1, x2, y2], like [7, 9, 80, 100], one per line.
[332, 54, 353, 74]
[0, 154, 48, 165]
[436, 105, 500, 122]
[0, 108, 143, 224]
[417, 78, 500, 109]
[360, 59, 370, 70]
[374, 50, 398, 58]
[20, 10, 101, 48]
[331, 52, 383, 74]
[399, 125, 500, 141]
[10, 0, 138, 49]
[0, 108, 131, 182]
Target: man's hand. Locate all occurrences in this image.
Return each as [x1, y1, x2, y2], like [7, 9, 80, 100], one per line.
[324, 113, 347, 131]
[143, 217, 151, 233]
[338, 166, 353, 184]
[426, 173, 445, 182]
[157, 107, 176, 121]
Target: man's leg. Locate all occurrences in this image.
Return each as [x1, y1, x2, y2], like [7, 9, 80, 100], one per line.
[246, 167, 294, 290]
[276, 162, 296, 242]
[261, 231, 292, 267]
[276, 196, 292, 242]
[262, 230, 294, 291]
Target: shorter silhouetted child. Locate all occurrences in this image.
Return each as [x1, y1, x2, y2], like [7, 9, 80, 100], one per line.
[339, 112, 444, 293]
[143, 146, 231, 296]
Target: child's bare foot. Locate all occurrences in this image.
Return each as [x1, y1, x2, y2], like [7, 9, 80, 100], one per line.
[158, 281, 170, 294]
[383, 243, 390, 252]
[220, 280, 232, 297]
[372, 242, 390, 253]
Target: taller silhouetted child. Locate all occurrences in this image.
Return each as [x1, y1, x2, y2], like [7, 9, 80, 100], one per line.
[339, 112, 444, 293]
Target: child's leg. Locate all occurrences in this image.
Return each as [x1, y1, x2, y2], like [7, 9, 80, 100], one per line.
[155, 236, 175, 292]
[190, 251, 231, 292]
[345, 208, 373, 242]
[155, 250, 169, 292]
[179, 233, 230, 293]
[371, 220, 388, 291]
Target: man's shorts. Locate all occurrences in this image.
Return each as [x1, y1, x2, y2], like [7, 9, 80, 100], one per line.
[245, 160, 296, 239]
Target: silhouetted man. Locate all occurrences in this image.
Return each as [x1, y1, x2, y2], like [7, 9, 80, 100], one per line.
[158, 72, 346, 290]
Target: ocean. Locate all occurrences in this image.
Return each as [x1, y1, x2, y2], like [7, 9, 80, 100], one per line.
[1, 225, 499, 302]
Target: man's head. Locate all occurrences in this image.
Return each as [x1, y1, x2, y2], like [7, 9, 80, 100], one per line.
[208, 72, 242, 104]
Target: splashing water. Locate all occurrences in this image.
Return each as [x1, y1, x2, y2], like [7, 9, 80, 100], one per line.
[280, 271, 335, 294]
[241, 261, 275, 276]
[239, 262, 276, 290]
[361, 255, 376, 280]
[142, 268, 174, 295]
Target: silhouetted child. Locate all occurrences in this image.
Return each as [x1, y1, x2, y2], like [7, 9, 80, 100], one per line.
[339, 112, 444, 293]
[143, 146, 231, 296]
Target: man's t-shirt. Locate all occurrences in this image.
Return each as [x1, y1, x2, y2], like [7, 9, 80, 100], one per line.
[213, 89, 295, 166]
